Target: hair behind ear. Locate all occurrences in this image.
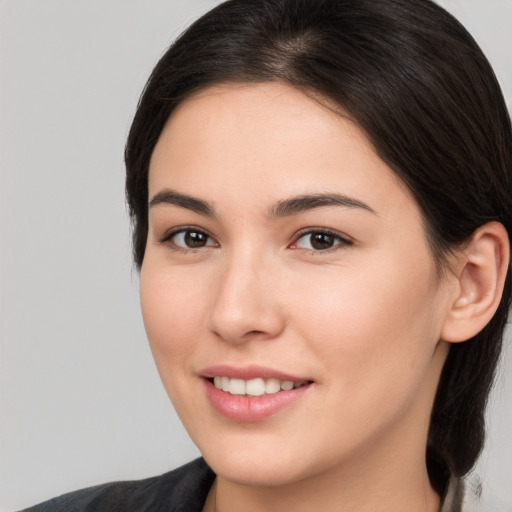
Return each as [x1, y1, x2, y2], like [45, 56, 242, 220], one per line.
[429, 222, 510, 476]
[429, 295, 510, 476]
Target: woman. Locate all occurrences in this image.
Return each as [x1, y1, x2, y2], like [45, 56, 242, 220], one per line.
[22, 0, 511, 510]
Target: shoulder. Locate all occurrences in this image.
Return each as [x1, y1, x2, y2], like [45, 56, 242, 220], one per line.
[18, 458, 215, 512]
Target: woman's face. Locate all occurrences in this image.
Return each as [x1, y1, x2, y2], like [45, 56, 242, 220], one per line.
[141, 83, 455, 486]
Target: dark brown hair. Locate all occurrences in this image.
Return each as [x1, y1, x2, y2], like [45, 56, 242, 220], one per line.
[125, 0, 512, 486]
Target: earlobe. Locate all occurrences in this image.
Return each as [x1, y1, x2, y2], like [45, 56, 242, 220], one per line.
[441, 222, 510, 343]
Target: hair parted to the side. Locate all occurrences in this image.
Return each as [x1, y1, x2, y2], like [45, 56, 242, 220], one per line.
[125, 0, 512, 487]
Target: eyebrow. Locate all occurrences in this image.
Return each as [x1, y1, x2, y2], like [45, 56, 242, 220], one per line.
[149, 188, 215, 216]
[148, 189, 376, 218]
[268, 193, 377, 217]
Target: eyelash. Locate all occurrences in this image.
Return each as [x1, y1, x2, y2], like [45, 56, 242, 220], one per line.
[160, 226, 218, 253]
[290, 228, 353, 254]
[160, 227, 353, 254]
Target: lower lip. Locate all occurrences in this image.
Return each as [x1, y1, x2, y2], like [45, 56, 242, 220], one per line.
[203, 379, 312, 422]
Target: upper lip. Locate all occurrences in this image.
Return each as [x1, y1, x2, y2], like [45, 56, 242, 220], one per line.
[200, 364, 312, 382]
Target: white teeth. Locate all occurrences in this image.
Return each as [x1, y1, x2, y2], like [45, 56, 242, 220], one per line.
[246, 378, 265, 396]
[280, 380, 294, 391]
[212, 376, 308, 396]
[265, 378, 281, 394]
[228, 378, 246, 395]
[221, 376, 230, 392]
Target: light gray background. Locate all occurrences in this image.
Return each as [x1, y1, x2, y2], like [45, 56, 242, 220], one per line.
[1, 1, 511, 511]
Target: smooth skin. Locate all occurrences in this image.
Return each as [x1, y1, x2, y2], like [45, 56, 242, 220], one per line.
[140, 83, 509, 512]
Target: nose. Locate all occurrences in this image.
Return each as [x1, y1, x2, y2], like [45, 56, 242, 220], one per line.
[206, 251, 286, 344]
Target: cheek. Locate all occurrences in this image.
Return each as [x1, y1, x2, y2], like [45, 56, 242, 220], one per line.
[286, 263, 443, 450]
[139, 263, 207, 363]
[287, 253, 441, 386]
[139, 262, 214, 424]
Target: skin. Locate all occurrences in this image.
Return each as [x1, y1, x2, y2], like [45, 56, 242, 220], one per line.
[140, 82, 461, 512]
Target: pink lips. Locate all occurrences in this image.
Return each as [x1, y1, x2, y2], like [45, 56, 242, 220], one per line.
[200, 364, 309, 382]
[200, 365, 313, 422]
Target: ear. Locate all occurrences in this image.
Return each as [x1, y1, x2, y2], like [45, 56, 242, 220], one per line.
[441, 221, 510, 343]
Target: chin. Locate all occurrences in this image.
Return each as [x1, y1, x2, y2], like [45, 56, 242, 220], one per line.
[206, 452, 309, 487]
[195, 428, 341, 489]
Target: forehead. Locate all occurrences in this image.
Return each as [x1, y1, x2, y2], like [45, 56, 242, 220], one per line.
[149, 82, 416, 218]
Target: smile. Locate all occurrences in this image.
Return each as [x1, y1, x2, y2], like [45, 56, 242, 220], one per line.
[202, 367, 314, 421]
[212, 376, 310, 396]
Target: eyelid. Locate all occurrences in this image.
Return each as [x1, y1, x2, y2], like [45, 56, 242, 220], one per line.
[289, 227, 353, 252]
[159, 226, 219, 249]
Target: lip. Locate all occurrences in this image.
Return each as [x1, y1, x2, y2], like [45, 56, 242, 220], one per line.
[200, 365, 314, 422]
[200, 364, 311, 382]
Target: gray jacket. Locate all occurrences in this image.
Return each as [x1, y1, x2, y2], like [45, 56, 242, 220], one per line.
[20, 458, 464, 512]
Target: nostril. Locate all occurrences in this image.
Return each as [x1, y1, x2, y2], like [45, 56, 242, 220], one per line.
[243, 330, 265, 337]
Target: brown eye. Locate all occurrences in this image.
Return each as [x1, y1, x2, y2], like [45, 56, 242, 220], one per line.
[309, 233, 336, 250]
[169, 229, 216, 249]
[184, 231, 208, 247]
[293, 230, 351, 251]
